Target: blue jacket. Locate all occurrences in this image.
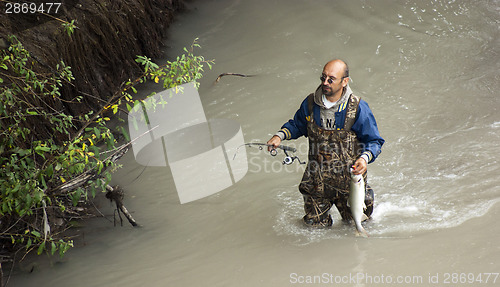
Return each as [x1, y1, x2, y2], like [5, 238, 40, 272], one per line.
[278, 94, 384, 163]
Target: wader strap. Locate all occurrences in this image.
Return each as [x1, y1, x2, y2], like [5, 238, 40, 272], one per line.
[307, 93, 315, 119]
[343, 94, 361, 131]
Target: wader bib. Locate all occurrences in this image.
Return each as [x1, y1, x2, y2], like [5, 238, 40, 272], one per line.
[299, 94, 374, 227]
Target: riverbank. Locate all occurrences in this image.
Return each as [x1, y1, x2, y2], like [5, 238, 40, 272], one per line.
[0, 0, 184, 283]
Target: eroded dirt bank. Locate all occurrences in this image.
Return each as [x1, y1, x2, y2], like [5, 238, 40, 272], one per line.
[0, 0, 184, 117]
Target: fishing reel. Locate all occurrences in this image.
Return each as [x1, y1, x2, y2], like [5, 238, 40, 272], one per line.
[271, 148, 306, 165]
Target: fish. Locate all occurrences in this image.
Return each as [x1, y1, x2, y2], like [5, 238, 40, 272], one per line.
[348, 168, 369, 237]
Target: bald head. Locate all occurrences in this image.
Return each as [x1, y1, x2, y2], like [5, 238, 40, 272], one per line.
[323, 59, 349, 79]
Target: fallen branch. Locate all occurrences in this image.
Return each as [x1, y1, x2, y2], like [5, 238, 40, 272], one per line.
[46, 126, 159, 227]
[49, 145, 129, 195]
[215, 73, 254, 83]
[52, 126, 163, 195]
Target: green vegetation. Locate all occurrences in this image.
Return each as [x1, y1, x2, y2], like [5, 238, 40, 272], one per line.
[0, 35, 212, 260]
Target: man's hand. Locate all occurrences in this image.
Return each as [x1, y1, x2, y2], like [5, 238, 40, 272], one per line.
[352, 157, 367, 175]
[266, 135, 281, 152]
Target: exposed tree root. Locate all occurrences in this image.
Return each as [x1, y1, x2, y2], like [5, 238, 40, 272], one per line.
[105, 185, 138, 227]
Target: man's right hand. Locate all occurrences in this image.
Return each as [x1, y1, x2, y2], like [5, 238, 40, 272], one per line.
[266, 135, 282, 152]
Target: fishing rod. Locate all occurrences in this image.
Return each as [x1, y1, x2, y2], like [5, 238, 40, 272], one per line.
[233, 143, 306, 165]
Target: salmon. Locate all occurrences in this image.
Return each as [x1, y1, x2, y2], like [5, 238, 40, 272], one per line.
[348, 168, 369, 237]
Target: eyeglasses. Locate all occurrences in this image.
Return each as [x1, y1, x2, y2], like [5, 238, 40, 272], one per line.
[320, 74, 346, 84]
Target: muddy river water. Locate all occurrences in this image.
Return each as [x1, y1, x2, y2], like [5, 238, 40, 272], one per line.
[10, 0, 500, 286]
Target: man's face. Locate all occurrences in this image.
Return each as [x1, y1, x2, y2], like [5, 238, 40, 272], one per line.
[321, 63, 347, 98]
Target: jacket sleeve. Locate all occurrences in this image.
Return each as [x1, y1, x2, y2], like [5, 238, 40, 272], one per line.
[351, 100, 385, 163]
[277, 97, 310, 140]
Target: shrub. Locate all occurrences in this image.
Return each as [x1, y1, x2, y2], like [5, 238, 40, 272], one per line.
[0, 36, 212, 258]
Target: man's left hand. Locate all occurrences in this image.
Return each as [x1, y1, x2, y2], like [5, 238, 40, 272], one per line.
[352, 158, 367, 175]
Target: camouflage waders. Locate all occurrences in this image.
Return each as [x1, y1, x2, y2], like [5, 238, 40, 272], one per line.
[299, 94, 374, 227]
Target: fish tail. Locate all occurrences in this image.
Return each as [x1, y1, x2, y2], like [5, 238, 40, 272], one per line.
[355, 223, 369, 238]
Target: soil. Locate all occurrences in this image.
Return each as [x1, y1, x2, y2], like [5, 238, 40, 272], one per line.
[0, 0, 185, 118]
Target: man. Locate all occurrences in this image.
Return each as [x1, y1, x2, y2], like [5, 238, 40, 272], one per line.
[267, 59, 384, 227]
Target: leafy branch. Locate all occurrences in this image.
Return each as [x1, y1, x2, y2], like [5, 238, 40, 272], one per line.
[0, 36, 213, 260]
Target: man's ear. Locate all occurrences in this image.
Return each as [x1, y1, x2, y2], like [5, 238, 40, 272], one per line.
[342, 77, 349, 87]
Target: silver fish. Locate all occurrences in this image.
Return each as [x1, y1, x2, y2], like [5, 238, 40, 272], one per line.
[348, 169, 369, 237]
